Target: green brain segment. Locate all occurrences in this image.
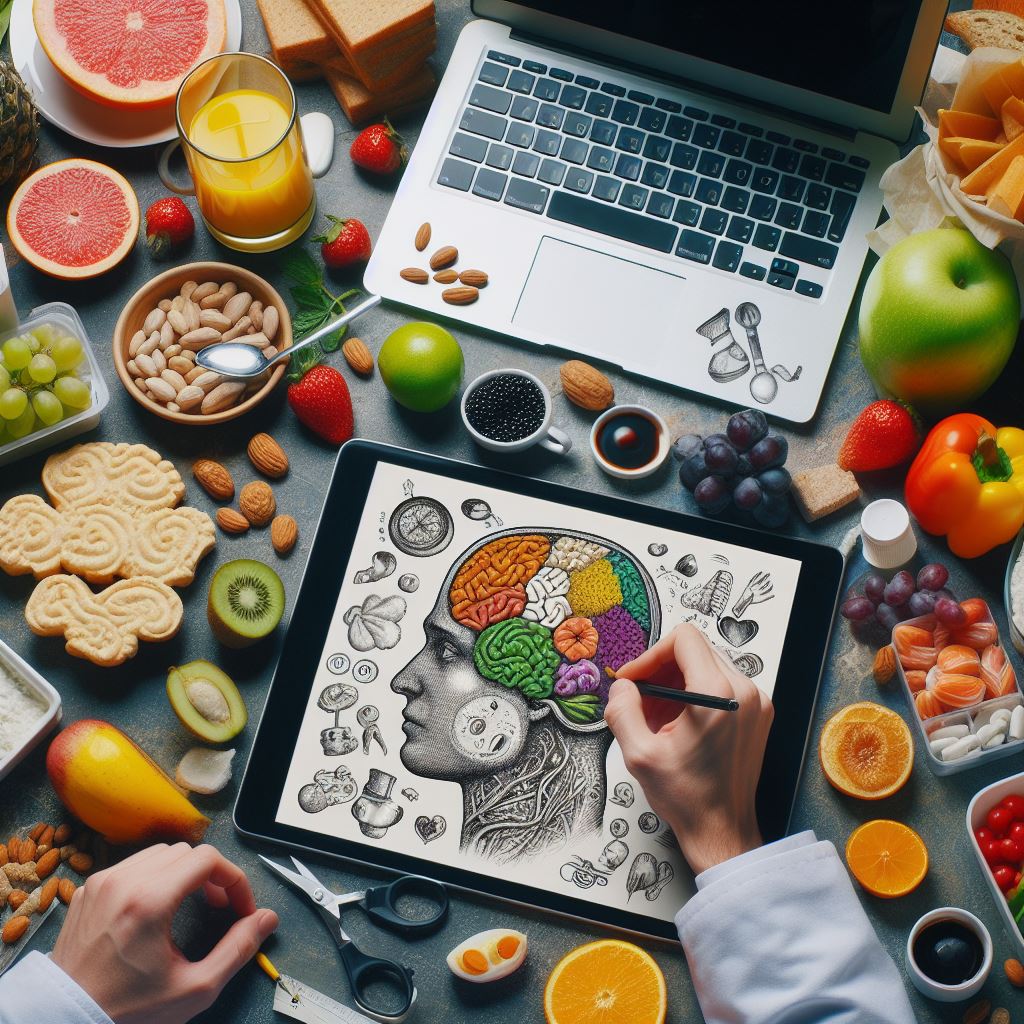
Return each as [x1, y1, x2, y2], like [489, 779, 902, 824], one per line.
[607, 552, 651, 632]
[474, 617, 561, 700]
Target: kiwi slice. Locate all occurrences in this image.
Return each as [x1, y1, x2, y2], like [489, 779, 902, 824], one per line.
[207, 559, 285, 648]
[167, 660, 247, 742]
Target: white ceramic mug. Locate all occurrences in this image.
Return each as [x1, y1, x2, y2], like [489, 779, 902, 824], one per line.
[461, 369, 572, 455]
[906, 907, 992, 1002]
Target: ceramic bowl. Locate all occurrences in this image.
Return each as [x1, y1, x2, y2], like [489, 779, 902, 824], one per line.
[1003, 529, 1024, 656]
[589, 404, 670, 479]
[112, 262, 292, 426]
[905, 907, 993, 1002]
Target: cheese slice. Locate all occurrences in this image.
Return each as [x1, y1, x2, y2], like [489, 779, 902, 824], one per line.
[938, 107, 1002, 140]
[988, 154, 1024, 218]
[959, 138, 1006, 171]
[1003, 95, 1024, 141]
[961, 131, 1024, 193]
[981, 67, 1016, 118]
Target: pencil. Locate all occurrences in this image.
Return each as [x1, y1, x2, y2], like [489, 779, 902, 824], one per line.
[256, 952, 298, 1001]
[634, 681, 739, 712]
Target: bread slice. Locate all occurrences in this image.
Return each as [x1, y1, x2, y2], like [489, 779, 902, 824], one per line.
[945, 9, 1024, 51]
[791, 465, 860, 523]
[256, 0, 337, 65]
[326, 62, 436, 125]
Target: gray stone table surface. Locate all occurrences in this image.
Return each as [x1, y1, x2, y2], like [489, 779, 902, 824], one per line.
[2, 1, 1022, 1020]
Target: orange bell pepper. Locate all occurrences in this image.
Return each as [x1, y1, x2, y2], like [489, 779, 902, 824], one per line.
[905, 413, 1024, 558]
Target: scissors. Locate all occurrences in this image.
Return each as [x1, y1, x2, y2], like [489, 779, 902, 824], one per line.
[260, 855, 449, 1023]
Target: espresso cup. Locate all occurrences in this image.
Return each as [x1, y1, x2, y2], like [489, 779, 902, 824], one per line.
[906, 907, 992, 1002]
[461, 369, 572, 455]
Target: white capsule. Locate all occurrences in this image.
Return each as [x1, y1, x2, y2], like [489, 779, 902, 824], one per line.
[1010, 704, 1024, 741]
[929, 736, 960, 755]
[975, 722, 1006, 748]
[941, 735, 981, 762]
[928, 724, 970, 741]
[983, 730, 1007, 749]
[991, 708, 1013, 727]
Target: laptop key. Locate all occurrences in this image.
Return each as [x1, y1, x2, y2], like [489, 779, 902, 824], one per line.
[619, 184, 649, 210]
[794, 138, 817, 152]
[749, 195, 776, 220]
[656, 97, 683, 112]
[628, 89, 655, 104]
[771, 257, 799, 278]
[616, 127, 645, 153]
[666, 115, 693, 141]
[774, 202, 801, 229]
[614, 153, 642, 180]
[768, 270, 795, 290]
[700, 208, 728, 235]
[722, 186, 749, 213]
[695, 178, 722, 205]
[670, 143, 698, 169]
[739, 122, 763, 137]
[745, 138, 772, 165]
[547, 191, 678, 252]
[479, 62, 508, 87]
[771, 147, 799, 173]
[647, 192, 674, 218]
[711, 113, 736, 128]
[450, 132, 488, 162]
[538, 159, 566, 186]
[718, 130, 746, 156]
[537, 104, 563, 129]
[486, 143, 514, 169]
[551, 68, 574, 81]
[507, 70, 535, 93]
[766, 130, 790, 145]
[523, 60, 547, 74]
[798, 154, 825, 181]
[727, 217, 754, 242]
[559, 84, 587, 109]
[437, 157, 475, 191]
[777, 175, 804, 202]
[601, 82, 627, 96]
[723, 159, 752, 186]
[512, 151, 540, 177]
[668, 170, 697, 197]
[684, 105, 709, 120]
[828, 190, 855, 243]
[643, 136, 671, 162]
[585, 93, 613, 117]
[560, 137, 588, 163]
[472, 167, 508, 201]
[563, 112, 592, 137]
[587, 146, 615, 172]
[612, 99, 640, 125]
[824, 162, 866, 192]
[510, 95, 539, 121]
[533, 129, 561, 155]
[487, 50, 520, 66]
[576, 74, 600, 89]
[673, 200, 701, 226]
[751, 169, 779, 194]
[593, 175, 620, 202]
[676, 229, 716, 264]
[506, 122, 535, 148]
[849, 155, 870, 169]
[779, 231, 838, 269]
[796, 279, 823, 298]
[460, 107, 507, 140]
[504, 178, 550, 213]
[802, 210, 829, 237]
[693, 123, 720, 148]
[565, 168, 595, 193]
[822, 147, 846, 161]
[591, 120, 616, 145]
[697, 151, 725, 177]
[534, 79, 560, 101]
[638, 107, 667, 132]
[713, 241, 743, 272]
[753, 224, 781, 251]
[642, 162, 670, 189]
[740, 262, 766, 280]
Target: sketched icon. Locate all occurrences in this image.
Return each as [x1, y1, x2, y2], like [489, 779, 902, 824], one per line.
[389, 497, 455, 557]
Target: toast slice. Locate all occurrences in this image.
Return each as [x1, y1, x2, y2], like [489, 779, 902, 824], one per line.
[945, 9, 1024, 51]
[256, 0, 337, 65]
[326, 62, 436, 125]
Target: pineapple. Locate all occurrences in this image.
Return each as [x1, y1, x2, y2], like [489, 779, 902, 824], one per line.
[0, 59, 39, 190]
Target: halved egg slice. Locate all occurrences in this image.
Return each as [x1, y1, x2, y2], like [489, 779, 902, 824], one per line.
[446, 928, 528, 983]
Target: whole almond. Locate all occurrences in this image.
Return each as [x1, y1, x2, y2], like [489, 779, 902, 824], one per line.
[179, 327, 223, 351]
[7, 891, 27, 911]
[192, 370, 223, 392]
[129, 329, 147, 358]
[442, 286, 479, 306]
[167, 308, 189, 334]
[158, 299, 173, 312]
[248, 300, 264, 331]
[184, 299, 201, 332]
[38, 825, 54, 849]
[168, 355, 194, 375]
[216, 508, 250, 534]
[263, 305, 280, 342]
[560, 359, 614, 411]
[164, 342, 182, 359]
[28, 823, 46, 843]
[181, 281, 198, 301]
[59, 844, 77, 862]
[161, 368, 188, 393]
[37, 876, 59, 913]
[248, 433, 289, 478]
[199, 309, 232, 331]
[0, 844, 7, 867]
[2, 915, 29, 944]
[135, 352, 157, 378]
[7, 838, 20, 863]
[1007, 958, 1024, 987]
[192, 281, 219, 303]
[223, 291, 252, 324]
[459, 269, 488, 288]
[414, 222, 431, 251]
[872, 645, 897, 685]
[963, 1000, 991, 1024]
[239, 481, 276, 527]
[271, 515, 298, 555]
[342, 337, 373, 375]
[193, 460, 235, 501]
[53, 824, 72, 846]
[57, 878, 77, 905]
[990, 1009, 1009, 1024]
[200, 282, 237, 309]
[18, 839, 35, 864]
[35, 848, 60, 879]
[222, 316, 252, 342]
[176, 384, 203, 411]
[429, 245, 458, 270]
[68, 852, 93, 875]
[400, 267, 429, 284]
[432, 269, 458, 284]
[201, 381, 245, 414]
[145, 377, 177, 403]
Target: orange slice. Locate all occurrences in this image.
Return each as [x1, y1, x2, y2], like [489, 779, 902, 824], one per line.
[845, 819, 929, 898]
[544, 940, 666, 1024]
[819, 701, 913, 800]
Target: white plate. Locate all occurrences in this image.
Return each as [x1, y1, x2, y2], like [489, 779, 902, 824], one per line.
[9, 0, 243, 149]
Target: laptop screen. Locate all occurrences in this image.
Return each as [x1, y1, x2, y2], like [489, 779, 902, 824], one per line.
[513, 1, 924, 114]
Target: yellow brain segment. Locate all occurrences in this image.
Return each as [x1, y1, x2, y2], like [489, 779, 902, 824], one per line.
[566, 558, 623, 618]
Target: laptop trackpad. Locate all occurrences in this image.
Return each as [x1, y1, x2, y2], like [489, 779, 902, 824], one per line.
[513, 236, 689, 365]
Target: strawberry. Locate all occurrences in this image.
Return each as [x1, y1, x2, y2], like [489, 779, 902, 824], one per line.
[314, 215, 372, 269]
[838, 400, 921, 472]
[288, 365, 354, 445]
[145, 197, 195, 258]
[349, 119, 408, 176]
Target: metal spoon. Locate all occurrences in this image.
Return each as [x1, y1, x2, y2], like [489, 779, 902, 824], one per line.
[733, 301, 777, 405]
[196, 293, 382, 378]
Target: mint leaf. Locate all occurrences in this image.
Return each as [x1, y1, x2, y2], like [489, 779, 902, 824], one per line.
[283, 250, 321, 288]
[0, 0, 14, 42]
[290, 282, 327, 311]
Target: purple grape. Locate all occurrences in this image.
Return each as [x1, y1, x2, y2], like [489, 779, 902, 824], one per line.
[916, 563, 949, 592]
[863, 574, 886, 605]
[883, 570, 915, 607]
[758, 467, 792, 495]
[934, 597, 967, 627]
[840, 595, 875, 621]
[908, 590, 937, 617]
[726, 409, 769, 451]
[875, 603, 899, 631]
[678, 451, 708, 490]
[733, 476, 764, 510]
[672, 433, 703, 462]
[694, 475, 732, 514]
[735, 453, 753, 478]
[933, 588, 956, 604]
[704, 433, 731, 449]
[705, 441, 739, 475]
[751, 490, 789, 527]
[748, 434, 789, 471]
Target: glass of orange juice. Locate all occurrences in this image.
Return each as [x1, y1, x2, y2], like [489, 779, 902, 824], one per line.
[172, 52, 316, 252]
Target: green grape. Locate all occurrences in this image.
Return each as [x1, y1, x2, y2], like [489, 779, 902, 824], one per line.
[49, 335, 84, 372]
[7, 404, 36, 439]
[53, 375, 91, 410]
[0, 388, 27, 420]
[2, 337, 31, 371]
[26, 334, 41, 354]
[32, 389, 64, 426]
[28, 353, 57, 384]
[31, 324, 58, 349]
[0, 365, 9, 393]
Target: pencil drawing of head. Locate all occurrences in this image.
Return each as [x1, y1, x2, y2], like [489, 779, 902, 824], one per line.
[392, 529, 659, 864]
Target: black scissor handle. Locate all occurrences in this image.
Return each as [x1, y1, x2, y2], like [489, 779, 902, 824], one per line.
[339, 942, 416, 1023]
[362, 875, 449, 935]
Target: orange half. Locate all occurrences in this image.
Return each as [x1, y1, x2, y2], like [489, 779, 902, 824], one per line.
[819, 701, 914, 800]
[846, 819, 929, 898]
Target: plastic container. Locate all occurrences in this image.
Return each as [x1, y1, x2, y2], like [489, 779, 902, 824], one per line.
[1003, 528, 1024, 657]
[966, 769, 1024, 959]
[892, 601, 1024, 776]
[0, 636, 61, 780]
[0, 301, 109, 467]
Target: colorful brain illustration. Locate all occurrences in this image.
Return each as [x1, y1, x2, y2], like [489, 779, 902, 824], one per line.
[449, 532, 655, 726]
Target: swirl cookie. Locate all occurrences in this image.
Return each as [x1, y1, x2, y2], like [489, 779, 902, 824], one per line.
[26, 575, 184, 666]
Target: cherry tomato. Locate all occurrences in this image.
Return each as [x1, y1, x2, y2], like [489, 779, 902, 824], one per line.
[987, 805, 1013, 836]
[993, 864, 1017, 892]
[999, 837, 1024, 863]
[983, 840, 1006, 867]
[1010, 822, 1024, 845]
[1002, 794, 1024, 822]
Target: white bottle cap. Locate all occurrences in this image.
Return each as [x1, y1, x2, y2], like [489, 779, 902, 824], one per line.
[861, 499, 918, 570]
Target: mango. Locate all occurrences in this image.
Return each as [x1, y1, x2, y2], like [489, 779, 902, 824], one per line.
[47, 719, 210, 844]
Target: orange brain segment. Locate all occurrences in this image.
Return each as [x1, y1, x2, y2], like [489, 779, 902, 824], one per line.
[450, 535, 550, 631]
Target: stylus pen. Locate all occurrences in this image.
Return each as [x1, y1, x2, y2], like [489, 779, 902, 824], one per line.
[634, 682, 739, 712]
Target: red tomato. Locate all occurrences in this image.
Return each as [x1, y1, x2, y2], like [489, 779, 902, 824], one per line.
[993, 864, 1017, 892]
[983, 840, 1006, 867]
[1010, 822, 1024, 845]
[1002, 794, 1024, 822]
[976, 826, 995, 845]
[987, 805, 1013, 836]
[999, 837, 1024, 863]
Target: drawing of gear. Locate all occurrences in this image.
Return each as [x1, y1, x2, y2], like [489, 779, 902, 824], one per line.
[388, 497, 454, 557]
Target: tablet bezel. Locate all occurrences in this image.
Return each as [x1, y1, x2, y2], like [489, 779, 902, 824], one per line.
[235, 440, 843, 941]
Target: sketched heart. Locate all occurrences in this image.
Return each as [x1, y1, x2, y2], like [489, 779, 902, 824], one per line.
[718, 616, 758, 647]
[414, 815, 446, 843]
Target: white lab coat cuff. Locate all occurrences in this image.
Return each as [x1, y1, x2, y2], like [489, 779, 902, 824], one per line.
[694, 830, 817, 890]
[0, 951, 113, 1024]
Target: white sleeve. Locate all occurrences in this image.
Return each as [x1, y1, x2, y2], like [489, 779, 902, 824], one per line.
[0, 952, 113, 1024]
[676, 831, 916, 1024]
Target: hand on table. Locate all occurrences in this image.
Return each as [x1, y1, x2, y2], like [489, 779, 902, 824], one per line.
[51, 843, 279, 1024]
[605, 623, 774, 875]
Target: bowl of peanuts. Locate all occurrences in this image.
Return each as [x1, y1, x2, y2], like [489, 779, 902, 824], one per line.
[112, 262, 293, 425]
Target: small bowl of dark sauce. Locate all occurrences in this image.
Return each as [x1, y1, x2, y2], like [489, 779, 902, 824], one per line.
[906, 907, 992, 1002]
[589, 404, 669, 479]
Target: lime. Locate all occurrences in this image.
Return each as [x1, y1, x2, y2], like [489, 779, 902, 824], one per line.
[378, 322, 464, 412]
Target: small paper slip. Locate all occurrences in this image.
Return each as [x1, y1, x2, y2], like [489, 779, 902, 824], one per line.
[272, 975, 376, 1024]
[0, 902, 58, 976]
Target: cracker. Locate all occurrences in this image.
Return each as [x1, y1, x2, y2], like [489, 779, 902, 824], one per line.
[791, 464, 861, 522]
[256, 0, 338, 65]
[326, 62, 436, 125]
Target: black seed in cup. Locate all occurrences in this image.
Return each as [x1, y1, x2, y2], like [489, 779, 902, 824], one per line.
[465, 373, 546, 443]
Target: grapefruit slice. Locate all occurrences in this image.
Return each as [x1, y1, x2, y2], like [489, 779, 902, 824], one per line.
[33, 0, 227, 109]
[7, 160, 140, 280]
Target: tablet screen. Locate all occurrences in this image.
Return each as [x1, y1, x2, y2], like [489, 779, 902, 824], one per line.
[275, 460, 802, 924]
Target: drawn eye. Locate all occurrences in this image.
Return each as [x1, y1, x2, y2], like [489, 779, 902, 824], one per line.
[439, 639, 459, 663]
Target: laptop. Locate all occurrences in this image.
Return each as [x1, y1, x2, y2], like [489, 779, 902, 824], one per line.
[364, 1, 947, 424]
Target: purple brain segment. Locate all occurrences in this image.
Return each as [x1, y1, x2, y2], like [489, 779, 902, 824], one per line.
[592, 605, 648, 677]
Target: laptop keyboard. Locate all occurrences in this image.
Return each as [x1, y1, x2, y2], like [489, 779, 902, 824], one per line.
[436, 49, 871, 299]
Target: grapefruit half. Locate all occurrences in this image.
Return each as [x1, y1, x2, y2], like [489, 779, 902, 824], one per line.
[7, 160, 140, 280]
[33, 0, 227, 109]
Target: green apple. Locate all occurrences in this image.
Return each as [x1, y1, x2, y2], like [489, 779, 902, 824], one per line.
[858, 227, 1019, 415]
[378, 322, 464, 412]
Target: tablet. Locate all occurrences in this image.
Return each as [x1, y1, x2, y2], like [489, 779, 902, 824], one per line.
[236, 441, 843, 940]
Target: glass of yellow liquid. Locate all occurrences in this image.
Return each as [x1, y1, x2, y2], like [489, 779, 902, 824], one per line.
[172, 53, 316, 252]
